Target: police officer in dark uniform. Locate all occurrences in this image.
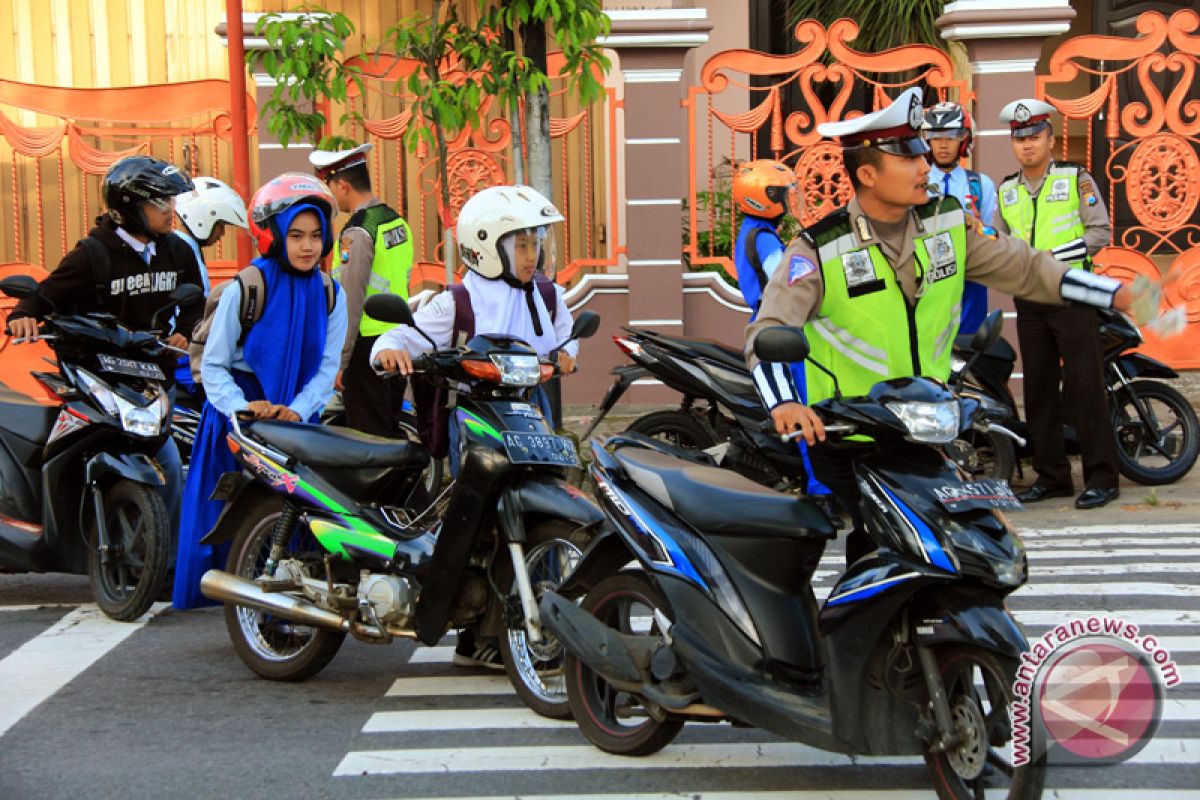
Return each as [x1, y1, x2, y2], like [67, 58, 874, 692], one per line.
[995, 99, 1120, 510]
[745, 89, 1154, 564]
[310, 143, 415, 438]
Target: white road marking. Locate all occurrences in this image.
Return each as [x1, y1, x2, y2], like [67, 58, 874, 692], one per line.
[380, 793, 1200, 800]
[0, 602, 167, 737]
[406, 645, 454, 664]
[363, 708, 576, 733]
[385, 675, 514, 698]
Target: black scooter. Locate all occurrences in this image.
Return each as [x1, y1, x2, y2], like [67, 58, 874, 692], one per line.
[198, 295, 605, 719]
[952, 306, 1199, 485]
[542, 318, 1044, 800]
[0, 275, 202, 620]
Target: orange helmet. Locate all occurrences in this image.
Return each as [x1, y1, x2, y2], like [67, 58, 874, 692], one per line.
[732, 159, 796, 218]
[248, 172, 336, 257]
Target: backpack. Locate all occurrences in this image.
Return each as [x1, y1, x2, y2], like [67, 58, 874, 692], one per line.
[188, 265, 336, 385]
[411, 275, 558, 458]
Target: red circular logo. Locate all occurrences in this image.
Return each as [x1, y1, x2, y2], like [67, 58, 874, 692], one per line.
[1037, 640, 1162, 763]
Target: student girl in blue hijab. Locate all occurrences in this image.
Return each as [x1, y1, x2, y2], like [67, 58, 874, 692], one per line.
[172, 174, 347, 609]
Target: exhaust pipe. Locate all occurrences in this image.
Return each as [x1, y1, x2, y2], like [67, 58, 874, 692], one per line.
[200, 569, 350, 632]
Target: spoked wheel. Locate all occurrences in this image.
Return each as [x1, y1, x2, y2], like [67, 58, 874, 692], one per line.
[500, 518, 587, 719]
[1111, 379, 1200, 486]
[87, 480, 170, 621]
[925, 646, 1046, 800]
[565, 572, 684, 756]
[946, 428, 1016, 483]
[223, 494, 344, 682]
[626, 410, 718, 451]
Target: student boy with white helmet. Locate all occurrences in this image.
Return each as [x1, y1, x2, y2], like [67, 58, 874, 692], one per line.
[173, 176, 249, 294]
[372, 184, 577, 669]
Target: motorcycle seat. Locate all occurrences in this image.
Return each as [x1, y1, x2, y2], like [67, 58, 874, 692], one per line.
[613, 446, 834, 540]
[0, 389, 58, 444]
[247, 420, 430, 469]
[638, 330, 747, 372]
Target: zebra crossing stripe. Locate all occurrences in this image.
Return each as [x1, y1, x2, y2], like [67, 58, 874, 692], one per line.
[1017, 525, 1200, 537]
[380, 793, 1200, 800]
[406, 646, 455, 664]
[385, 675, 513, 697]
[364, 708, 576, 733]
[333, 736, 1200, 776]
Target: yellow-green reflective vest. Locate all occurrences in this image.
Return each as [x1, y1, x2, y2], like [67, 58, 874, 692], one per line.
[997, 162, 1088, 268]
[803, 200, 968, 405]
[333, 203, 414, 337]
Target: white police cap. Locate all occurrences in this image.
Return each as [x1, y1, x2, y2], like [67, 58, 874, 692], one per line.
[308, 143, 373, 181]
[999, 99, 1057, 138]
[817, 87, 929, 156]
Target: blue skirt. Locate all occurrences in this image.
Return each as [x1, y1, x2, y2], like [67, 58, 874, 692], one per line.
[172, 372, 264, 610]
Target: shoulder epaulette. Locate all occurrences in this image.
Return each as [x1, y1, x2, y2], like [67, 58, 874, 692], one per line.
[916, 194, 963, 220]
[1000, 170, 1021, 186]
[800, 208, 850, 248]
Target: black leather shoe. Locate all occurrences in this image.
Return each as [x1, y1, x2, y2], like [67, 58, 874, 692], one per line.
[1075, 487, 1119, 510]
[1016, 484, 1073, 503]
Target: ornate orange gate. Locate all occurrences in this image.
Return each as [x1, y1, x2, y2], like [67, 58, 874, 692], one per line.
[1039, 9, 1200, 366]
[683, 18, 972, 285]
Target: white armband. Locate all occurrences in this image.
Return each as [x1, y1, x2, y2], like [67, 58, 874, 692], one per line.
[1060, 269, 1120, 309]
[753, 361, 799, 410]
[1051, 237, 1088, 264]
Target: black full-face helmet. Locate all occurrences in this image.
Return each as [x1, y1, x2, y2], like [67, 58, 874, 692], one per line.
[103, 155, 194, 235]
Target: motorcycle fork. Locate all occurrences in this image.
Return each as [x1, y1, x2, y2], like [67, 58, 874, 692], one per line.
[89, 483, 114, 567]
[497, 489, 542, 644]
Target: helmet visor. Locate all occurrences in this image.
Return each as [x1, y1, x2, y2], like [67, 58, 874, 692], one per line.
[875, 136, 931, 157]
[499, 226, 553, 283]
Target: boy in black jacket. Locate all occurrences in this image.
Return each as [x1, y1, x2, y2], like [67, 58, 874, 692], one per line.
[8, 155, 205, 545]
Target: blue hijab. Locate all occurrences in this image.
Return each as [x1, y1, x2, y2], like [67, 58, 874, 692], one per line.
[242, 202, 330, 407]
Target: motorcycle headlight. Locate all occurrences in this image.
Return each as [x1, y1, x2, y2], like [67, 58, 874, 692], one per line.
[886, 400, 961, 444]
[490, 354, 542, 387]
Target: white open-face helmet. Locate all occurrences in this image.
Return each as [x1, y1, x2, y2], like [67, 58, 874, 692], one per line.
[456, 185, 564, 282]
[175, 177, 250, 241]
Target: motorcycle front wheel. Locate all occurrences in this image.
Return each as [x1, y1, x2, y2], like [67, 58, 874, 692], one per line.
[565, 571, 684, 756]
[223, 494, 345, 682]
[924, 645, 1046, 800]
[946, 427, 1016, 483]
[1111, 379, 1200, 485]
[500, 518, 588, 719]
[87, 480, 170, 621]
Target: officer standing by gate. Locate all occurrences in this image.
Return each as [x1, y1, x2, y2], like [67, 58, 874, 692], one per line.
[995, 99, 1120, 510]
[745, 88, 1152, 564]
[310, 143, 415, 438]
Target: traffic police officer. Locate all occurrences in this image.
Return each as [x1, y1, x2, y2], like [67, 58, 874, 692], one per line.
[995, 99, 1119, 510]
[310, 143, 415, 438]
[745, 88, 1149, 562]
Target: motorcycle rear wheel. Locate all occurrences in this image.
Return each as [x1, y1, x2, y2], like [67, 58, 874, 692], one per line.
[924, 645, 1046, 800]
[87, 480, 170, 622]
[499, 518, 588, 719]
[223, 494, 345, 682]
[565, 571, 684, 756]
[626, 409, 718, 451]
[1111, 379, 1200, 486]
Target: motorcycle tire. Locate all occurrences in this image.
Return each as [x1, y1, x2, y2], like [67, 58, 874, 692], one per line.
[223, 493, 345, 682]
[87, 480, 170, 622]
[565, 571, 685, 756]
[924, 645, 1046, 800]
[1111, 379, 1200, 486]
[946, 428, 1016, 483]
[626, 409, 719, 451]
[499, 518, 590, 719]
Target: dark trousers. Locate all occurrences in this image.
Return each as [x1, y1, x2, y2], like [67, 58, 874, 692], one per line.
[342, 334, 408, 439]
[807, 446, 872, 566]
[1014, 300, 1119, 492]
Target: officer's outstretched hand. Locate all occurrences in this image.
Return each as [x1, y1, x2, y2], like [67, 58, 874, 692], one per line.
[1115, 275, 1162, 326]
[771, 401, 825, 446]
[375, 348, 414, 375]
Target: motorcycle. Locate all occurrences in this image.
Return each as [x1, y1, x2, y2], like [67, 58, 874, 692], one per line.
[952, 306, 1199, 485]
[0, 275, 202, 620]
[542, 321, 1044, 800]
[585, 324, 1014, 486]
[198, 294, 605, 719]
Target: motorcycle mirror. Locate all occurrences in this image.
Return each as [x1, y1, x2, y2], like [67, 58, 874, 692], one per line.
[570, 311, 600, 341]
[364, 293, 415, 327]
[0, 275, 39, 300]
[170, 283, 204, 309]
[753, 326, 810, 363]
[970, 309, 1003, 354]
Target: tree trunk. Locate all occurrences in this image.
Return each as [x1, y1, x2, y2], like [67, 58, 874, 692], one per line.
[521, 17, 552, 200]
[504, 20, 525, 184]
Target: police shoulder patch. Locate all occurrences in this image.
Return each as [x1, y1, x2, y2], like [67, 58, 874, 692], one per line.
[787, 254, 817, 285]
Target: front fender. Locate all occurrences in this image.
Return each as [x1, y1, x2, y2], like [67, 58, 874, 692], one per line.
[556, 528, 635, 600]
[199, 472, 269, 546]
[515, 474, 605, 528]
[84, 451, 166, 487]
[1115, 353, 1179, 381]
[910, 587, 1028, 660]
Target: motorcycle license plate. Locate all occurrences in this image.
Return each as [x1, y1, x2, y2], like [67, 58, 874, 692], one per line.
[97, 354, 165, 381]
[932, 478, 1023, 513]
[503, 431, 580, 467]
